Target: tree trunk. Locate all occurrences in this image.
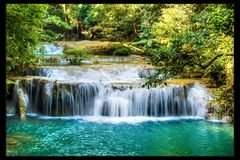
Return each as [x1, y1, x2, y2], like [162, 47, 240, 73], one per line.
[77, 19, 83, 40]
[123, 44, 143, 53]
[133, 23, 138, 35]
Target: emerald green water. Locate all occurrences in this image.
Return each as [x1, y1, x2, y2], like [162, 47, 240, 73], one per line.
[6, 116, 234, 156]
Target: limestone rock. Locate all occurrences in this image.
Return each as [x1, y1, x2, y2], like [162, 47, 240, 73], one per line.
[221, 116, 231, 123]
[17, 89, 27, 119]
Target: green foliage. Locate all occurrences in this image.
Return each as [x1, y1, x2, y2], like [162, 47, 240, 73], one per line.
[68, 57, 84, 65]
[143, 4, 234, 121]
[78, 4, 96, 29]
[215, 87, 234, 122]
[63, 47, 91, 65]
[212, 57, 234, 122]
[137, 4, 165, 39]
[41, 4, 76, 41]
[132, 39, 149, 46]
[146, 4, 233, 85]
[63, 48, 91, 59]
[6, 4, 47, 76]
[11, 4, 164, 42]
[6, 79, 16, 95]
[78, 4, 144, 41]
[112, 46, 132, 56]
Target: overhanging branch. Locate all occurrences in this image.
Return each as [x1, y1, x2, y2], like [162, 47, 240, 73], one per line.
[184, 53, 233, 69]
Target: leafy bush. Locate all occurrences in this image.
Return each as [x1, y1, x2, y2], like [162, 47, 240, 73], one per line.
[63, 48, 92, 65]
[63, 48, 91, 59]
[112, 46, 132, 56]
[6, 79, 16, 95]
[6, 4, 47, 76]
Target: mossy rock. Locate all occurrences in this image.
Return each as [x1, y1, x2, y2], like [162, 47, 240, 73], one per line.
[7, 133, 34, 147]
[6, 133, 35, 156]
[17, 90, 27, 119]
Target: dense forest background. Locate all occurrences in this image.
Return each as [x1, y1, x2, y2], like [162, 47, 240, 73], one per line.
[6, 4, 234, 121]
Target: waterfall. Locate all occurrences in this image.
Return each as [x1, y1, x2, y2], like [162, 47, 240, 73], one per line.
[34, 44, 64, 55]
[10, 79, 210, 118]
[43, 82, 53, 115]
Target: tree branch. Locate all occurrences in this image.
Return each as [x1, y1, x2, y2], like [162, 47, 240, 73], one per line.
[123, 44, 143, 52]
[200, 54, 233, 69]
[184, 53, 233, 69]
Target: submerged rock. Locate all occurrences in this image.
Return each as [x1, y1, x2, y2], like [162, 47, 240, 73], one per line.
[7, 138, 18, 146]
[6, 133, 34, 156]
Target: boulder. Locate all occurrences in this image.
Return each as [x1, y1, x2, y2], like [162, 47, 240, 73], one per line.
[221, 116, 231, 123]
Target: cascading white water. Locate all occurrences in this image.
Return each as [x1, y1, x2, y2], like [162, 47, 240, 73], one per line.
[11, 80, 29, 117]
[187, 85, 209, 117]
[43, 83, 53, 115]
[27, 65, 150, 83]
[34, 44, 64, 55]
[10, 64, 211, 118]
[93, 84, 209, 117]
[11, 80, 210, 118]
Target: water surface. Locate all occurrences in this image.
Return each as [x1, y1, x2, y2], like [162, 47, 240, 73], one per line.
[6, 116, 233, 156]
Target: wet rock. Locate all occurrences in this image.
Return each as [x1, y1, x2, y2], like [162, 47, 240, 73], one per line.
[206, 113, 215, 120]
[206, 103, 217, 114]
[7, 133, 34, 144]
[17, 89, 27, 119]
[7, 138, 18, 145]
[112, 84, 130, 91]
[221, 116, 231, 123]
[184, 82, 195, 89]
[204, 110, 209, 119]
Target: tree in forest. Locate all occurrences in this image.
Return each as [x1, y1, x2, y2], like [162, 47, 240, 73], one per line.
[141, 4, 233, 85]
[78, 4, 143, 41]
[6, 4, 48, 75]
[42, 4, 79, 41]
[6, 4, 77, 76]
[6, 4, 73, 92]
[142, 4, 234, 121]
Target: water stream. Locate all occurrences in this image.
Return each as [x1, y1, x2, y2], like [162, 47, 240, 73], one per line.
[10, 64, 210, 118]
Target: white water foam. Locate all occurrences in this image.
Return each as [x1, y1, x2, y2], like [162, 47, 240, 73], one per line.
[6, 113, 15, 117]
[28, 65, 146, 83]
[207, 119, 225, 123]
[80, 116, 204, 124]
[37, 115, 204, 124]
[27, 113, 40, 117]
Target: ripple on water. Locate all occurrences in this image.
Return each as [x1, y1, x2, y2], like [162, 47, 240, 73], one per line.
[6, 117, 234, 156]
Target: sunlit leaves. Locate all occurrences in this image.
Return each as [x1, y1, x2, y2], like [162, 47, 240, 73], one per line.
[146, 4, 233, 90]
[152, 4, 193, 38]
[6, 4, 48, 76]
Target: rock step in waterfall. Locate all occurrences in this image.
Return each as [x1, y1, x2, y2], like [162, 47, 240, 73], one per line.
[10, 78, 210, 118]
[7, 49, 212, 119]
